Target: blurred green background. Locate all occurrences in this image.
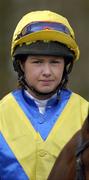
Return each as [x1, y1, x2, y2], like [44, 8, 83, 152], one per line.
[0, 0, 89, 100]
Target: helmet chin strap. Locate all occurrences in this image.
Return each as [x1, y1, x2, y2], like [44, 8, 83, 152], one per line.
[21, 76, 61, 99]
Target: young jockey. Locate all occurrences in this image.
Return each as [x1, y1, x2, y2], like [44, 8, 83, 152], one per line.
[0, 10, 89, 180]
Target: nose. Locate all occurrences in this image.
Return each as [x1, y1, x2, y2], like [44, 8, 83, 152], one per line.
[42, 63, 51, 77]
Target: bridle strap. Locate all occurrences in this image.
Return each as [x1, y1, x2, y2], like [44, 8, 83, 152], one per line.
[75, 154, 85, 180]
[76, 140, 89, 157]
[75, 138, 89, 180]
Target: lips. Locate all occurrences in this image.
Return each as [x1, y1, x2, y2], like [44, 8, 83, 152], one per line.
[40, 80, 54, 82]
[40, 79, 54, 81]
[39, 80, 54, 85]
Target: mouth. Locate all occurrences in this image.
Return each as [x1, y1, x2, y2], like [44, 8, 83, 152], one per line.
[40, 80, 54, 82]
[40, 79, 54, 82]
[39, 80, 54, 85]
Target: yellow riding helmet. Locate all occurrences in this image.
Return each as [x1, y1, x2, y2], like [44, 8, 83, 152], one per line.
[11, 10, 80, 60]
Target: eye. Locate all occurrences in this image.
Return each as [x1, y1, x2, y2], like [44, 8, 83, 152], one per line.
[52, 61, 59, 63]
[51, 60, 62, 64]
[32, 60, 42, 64]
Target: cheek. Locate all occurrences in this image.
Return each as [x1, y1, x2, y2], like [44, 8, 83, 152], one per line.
[61, 67, 64, 77]
[56, 65, 64, 79]
[25, 67, 40, 81]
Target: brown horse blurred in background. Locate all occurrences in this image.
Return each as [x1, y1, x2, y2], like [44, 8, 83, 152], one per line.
[48, 114, 89, 180]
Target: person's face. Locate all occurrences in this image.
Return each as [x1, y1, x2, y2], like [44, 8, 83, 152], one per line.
[22, 55, 65, 99]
